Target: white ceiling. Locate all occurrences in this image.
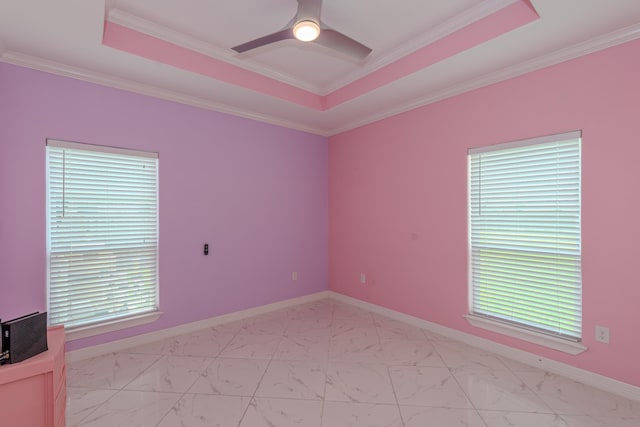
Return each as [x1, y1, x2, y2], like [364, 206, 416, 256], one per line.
[0, 0, 639, 136]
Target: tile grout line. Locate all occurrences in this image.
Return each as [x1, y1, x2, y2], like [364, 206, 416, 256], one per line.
[372, 311, 409, 427]
[316, 302, 336, 427]
[236, 311, 288, 427]
[154, 352, 223, 426]
[66, 298, 640, 426]
[430, 341, 491, 427]
[68, 352, 163, 425]
[151, 319, 246, 426]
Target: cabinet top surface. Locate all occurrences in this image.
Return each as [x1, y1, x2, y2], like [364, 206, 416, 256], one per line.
[0, 326, 65, 384]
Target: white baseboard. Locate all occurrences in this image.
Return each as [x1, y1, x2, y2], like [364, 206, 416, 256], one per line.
[66, 288, 640, 403]
[65, 291, 330, 363]
[327, 291, 640, 403]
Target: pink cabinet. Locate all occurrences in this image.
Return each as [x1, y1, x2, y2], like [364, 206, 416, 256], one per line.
[0, 326, 66, 427]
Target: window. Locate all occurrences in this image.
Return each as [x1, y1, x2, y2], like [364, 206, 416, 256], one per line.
[467, 131, 582, 350]
[46, 139, 159, 333]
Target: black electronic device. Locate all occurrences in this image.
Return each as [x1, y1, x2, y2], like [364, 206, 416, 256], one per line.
[1, 312, 48, 365]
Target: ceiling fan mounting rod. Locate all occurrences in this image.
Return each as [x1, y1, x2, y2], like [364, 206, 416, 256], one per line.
[295, 0, 322, 24]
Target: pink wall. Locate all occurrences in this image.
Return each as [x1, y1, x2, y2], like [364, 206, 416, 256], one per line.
[2, 37, 639, 388]
[0, 63, 328, 351]
[329, 39, 640, 387]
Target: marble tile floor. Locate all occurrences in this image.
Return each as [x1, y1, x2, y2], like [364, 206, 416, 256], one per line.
[66, 299, 640, 427]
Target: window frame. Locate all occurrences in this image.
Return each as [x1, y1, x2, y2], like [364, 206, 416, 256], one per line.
[465, 131, 586, 355]
[46, 139, 161, 340]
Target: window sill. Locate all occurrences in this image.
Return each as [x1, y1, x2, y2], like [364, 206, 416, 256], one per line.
[464, 314, 587, 355]
[64, 311, 163, 341]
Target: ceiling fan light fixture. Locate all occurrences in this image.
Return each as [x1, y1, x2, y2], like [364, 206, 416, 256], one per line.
[293, 20, 320, 42]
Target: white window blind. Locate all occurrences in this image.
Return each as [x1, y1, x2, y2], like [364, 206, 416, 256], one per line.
[46, 139, 158, 329]
[468, 131, 581, 340]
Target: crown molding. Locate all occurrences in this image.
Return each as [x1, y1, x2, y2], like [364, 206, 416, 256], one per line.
[104, 0, 117, 19]
[2, 22, 638, 138]
[321, 0, 520, 94]
[0, 50, 329, 136]
[330, 22, 640, 135]
[106, 1, 519, 97]
[107, 8, 322, 95]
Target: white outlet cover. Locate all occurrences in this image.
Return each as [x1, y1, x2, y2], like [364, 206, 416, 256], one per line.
[595, 326, 610, 344]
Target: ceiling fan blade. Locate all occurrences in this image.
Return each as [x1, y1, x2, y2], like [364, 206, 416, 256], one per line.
[231, 29, 294, 54]
[313, 29, 372, 60]
[231, 0, 372, 60]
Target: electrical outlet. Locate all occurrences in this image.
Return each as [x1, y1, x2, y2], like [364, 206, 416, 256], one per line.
[595, 325, 610, 344]
[360, 273, 366, 284]
[292, 271, 298, 281]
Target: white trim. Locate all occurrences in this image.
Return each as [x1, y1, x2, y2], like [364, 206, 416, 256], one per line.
[103, 0, 117, 20]
[327, 292, 640, 403]
[65, 291, 329, 363]
[108, 1, 519, 96]
[464, 314, 587, 355]
[329, 22, 640, 135]
[106, 8, 321, 95]
[323, 0, 520, 94]
[1, 23, 638, 137]
[468, 130, 581, 154]
[0, 51, 329, 137]
[65, 311, 162, 341]
[64, 290, 640, 402]
[46, 138, 158, 158]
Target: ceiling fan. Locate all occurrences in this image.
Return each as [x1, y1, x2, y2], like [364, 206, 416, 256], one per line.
[231, 0, 372, 60]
